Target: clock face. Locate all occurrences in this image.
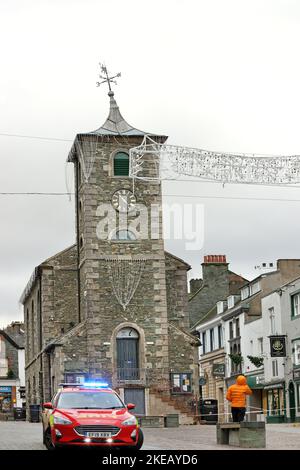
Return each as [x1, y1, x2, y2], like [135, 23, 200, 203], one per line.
[111, 189, 137, 213]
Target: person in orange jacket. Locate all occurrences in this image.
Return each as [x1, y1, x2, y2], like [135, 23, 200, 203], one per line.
[226, 375, 252, 422]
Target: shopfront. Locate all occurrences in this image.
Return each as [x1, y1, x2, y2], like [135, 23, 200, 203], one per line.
[0, 386, 12, 413]
[292, 368, 300, 422]
[246, 373, 264, 421]
[264, 382, 285, 423]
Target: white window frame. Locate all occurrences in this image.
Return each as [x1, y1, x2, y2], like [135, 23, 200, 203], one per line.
[217, 301, 224, 314]
[218, 325, 223, 349]
[241, 286, 249, 300]
[272, 359, 278, 377]
[293, 339, 300, 366]
[269, 307, 275, 335]
[292, 294, 300, 317]
[0, 357, 8, 377]
[227, 295, 235, 309]
[210, 328, 215, 351]
[202, 331, 206, 355]
[250, 281, 260, 296]
[258, 337, 264, 355]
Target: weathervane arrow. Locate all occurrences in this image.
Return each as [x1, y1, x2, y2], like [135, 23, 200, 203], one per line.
[96, 63, 121, 93]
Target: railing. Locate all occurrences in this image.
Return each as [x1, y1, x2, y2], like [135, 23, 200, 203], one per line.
[113, 368, 171, 390]
[116, 368, 144, 382]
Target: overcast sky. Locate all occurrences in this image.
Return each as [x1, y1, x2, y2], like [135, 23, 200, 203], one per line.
[1, 0, 300, 326]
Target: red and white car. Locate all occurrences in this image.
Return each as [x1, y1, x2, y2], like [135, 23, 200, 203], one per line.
[42, 383, 144, 450]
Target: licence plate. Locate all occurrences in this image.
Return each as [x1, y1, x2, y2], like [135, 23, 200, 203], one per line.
[86, 432, 111, 438]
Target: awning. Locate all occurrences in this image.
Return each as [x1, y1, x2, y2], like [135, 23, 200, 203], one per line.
[264, 383, 284, 390]
[246, 374, 264, 389]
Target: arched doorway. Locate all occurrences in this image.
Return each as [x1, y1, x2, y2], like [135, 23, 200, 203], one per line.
[116, 328, 139, 381]
[289, 382, 296, 423]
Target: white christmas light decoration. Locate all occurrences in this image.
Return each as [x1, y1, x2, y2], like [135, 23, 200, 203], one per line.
[105, 256, 146, 310]
[130, 136, 300, 186]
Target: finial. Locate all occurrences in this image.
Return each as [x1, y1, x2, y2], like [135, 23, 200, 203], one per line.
[96, 63, 121, 94]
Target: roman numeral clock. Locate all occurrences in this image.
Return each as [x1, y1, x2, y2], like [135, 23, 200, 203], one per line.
[111, 189, 137, 213]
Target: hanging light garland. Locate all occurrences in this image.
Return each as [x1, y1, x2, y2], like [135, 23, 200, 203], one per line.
[130, 136, 300, 186]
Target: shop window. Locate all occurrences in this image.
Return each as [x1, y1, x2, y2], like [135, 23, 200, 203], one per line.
[170, 373, 192, 394]
[0, 385, 12, 413]
[267, 388, 283, 416]
[297, 384, 300, 412]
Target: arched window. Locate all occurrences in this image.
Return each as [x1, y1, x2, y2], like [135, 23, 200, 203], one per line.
[114, 152, 129, 176]
[117, 328, 139, 380]
[111, 229, 136, 241]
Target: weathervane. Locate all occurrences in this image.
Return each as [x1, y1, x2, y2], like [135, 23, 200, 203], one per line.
[96, 63, 121, 93]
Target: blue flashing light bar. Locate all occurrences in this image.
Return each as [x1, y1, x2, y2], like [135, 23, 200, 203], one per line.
[83, 382, 109, 388]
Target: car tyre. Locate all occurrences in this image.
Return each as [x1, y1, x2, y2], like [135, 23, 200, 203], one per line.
[134, 428, 144, 450]
[44, 427, 55, 451]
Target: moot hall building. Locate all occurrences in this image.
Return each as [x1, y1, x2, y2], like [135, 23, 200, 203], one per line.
[21, 84, 200, 422]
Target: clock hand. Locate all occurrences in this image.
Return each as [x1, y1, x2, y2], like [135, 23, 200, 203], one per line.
[119, 195, 128, 206]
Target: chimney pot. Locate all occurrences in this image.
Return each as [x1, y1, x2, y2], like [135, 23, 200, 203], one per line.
[203, 255, 227, 264]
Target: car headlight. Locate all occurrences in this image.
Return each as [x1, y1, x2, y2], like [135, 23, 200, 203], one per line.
[53, 413, 73, 425]
[122, 416, 137, 426]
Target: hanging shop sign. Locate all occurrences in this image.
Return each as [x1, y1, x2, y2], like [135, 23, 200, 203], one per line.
[19, 387, 26, 399]
[293, 369, 300, 381]
[269, 335, 286, 357]
[212, 363, 225, 377]
[199, 377, 207, 386]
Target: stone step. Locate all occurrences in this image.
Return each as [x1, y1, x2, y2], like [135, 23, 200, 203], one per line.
[149, 392, 195, 424]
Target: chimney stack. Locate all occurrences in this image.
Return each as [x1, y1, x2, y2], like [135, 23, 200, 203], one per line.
[203, 255, 227, 264]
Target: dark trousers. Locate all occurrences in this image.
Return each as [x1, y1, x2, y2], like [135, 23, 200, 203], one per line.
[232, 407, 246, 422]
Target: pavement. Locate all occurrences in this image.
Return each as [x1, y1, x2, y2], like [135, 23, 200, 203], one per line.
[0, 421, 299, 450]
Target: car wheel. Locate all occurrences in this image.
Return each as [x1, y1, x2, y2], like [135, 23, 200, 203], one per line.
[44, 428, 55, 451]
[134, 428, 144, 450]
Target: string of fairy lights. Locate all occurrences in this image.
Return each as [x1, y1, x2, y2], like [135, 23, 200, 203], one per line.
[2, 131, 300, 202]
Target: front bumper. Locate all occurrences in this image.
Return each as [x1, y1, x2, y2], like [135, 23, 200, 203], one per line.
[52, 424, 139, 447]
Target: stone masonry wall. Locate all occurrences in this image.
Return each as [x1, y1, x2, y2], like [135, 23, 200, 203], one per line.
[24, 245, 79, 411]
[189, 263, 230, 328]
[77, 136, 171, 387]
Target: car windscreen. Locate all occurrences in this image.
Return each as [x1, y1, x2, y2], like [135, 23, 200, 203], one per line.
[57, 391, 125, 409]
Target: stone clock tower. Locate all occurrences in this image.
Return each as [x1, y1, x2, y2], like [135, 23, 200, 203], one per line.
[68, 84, 173, 394]
[23, 70, 198, 421]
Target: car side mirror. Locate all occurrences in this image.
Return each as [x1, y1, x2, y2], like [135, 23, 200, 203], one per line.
[127, 403, 135, 410]
[43, 402, 53, 409]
